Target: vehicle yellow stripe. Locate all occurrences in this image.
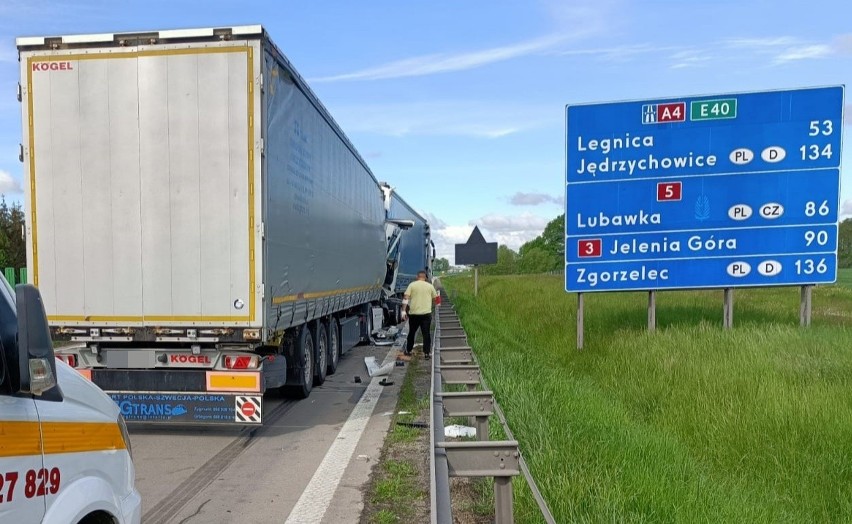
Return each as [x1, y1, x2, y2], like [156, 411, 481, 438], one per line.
[26, 44, 257, 323]
[0, 421, 125, 457]
[0, 421, 42, 457]
[41, 422, 126, 455]
[26, 58, 37, 287]
[206, 371, 261, 392]
[247, 46, 257, 325]
[272, 284, 381, 305]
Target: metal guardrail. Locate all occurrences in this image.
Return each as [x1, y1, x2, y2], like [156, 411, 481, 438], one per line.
[430, 332, 453, 523]
[429, 291, 556, 524]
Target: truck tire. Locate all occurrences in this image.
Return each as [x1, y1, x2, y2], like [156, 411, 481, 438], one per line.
[289, 325, 314, 399]
[327, 317, 340, 375]
[314, 323, 328, 386]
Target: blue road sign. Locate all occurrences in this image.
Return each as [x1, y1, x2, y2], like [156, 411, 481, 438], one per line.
[565, 86, 844, 293]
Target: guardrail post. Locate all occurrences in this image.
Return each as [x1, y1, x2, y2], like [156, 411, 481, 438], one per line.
[440, 390, 493, 441]
[495, 477, 513, 523]
[475, 415, 489, 441]
[439, 440, 520, 524]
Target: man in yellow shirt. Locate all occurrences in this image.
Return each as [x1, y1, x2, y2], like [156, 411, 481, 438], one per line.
[402, 270, 438, 359]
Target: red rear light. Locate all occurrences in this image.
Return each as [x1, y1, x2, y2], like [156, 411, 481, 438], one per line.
[224, 355, 257, 369]
[56, 354, 78, 368]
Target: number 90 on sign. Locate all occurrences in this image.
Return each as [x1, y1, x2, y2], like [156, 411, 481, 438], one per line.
[804, 230, 830, 247]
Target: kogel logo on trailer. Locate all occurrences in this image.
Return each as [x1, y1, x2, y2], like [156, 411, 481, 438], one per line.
[642, 102, 685, 124]
[566, 86, 844, 293]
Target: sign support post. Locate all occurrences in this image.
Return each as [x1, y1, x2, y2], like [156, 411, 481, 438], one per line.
[474, 266, 479, 297]
[800, 285, 813, 327]
[648, 291, 656, 332]
[723, 288, 734, 329]
[577, 293, 584, 350]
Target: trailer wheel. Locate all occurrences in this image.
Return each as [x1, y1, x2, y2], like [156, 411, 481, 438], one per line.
[327, 318, 340, 375]
[313, 323, 328, 386]
[289, 325, 314, 399]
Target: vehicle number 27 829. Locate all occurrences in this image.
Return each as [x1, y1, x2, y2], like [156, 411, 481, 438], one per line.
[0, 468, 61, 503]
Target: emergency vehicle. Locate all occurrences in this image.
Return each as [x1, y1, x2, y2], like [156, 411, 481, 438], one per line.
[0, 277, 141, 524]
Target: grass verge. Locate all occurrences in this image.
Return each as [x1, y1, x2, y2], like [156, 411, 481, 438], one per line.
[836, 267, 852, 289]
[444, 274, 852, 523]
[362, 353, 430, 523]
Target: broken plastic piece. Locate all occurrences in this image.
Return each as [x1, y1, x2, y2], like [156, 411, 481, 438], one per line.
[365, 356, 394, 377]
[444, 424, 476, 438]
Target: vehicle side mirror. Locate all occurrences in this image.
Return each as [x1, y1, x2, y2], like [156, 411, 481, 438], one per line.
[16, 284, 57, 395]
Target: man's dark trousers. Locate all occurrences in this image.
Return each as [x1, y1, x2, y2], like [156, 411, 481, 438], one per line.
[406, 313, 432, 356]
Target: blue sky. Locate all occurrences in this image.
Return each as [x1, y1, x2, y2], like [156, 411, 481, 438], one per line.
[0, 0, 850, 262]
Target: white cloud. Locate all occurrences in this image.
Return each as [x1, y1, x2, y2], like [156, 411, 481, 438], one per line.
[723, 37, 803, 50]
[774, 45, 833, 64]
[542, 0, 626, 39]
[431, 224, 476, 265]
[557, 43, 682, 61]
[669, 49, 713, 69]
[724, 36, 840, 65]
[468, 213, 550, 253]
[425, 211, 549, 264]
[420, 211, 447, 230]
[842, 199, 852, 218]
[311, 34, 568, 83]
[509, 192, 563, 206]
[476, 212, 549, 233]
[312, 0, 624, 84]
[329, 100, 556, 138]
[0, 170, 23, 194]
[554, 33, 849, 70]
[492, 232, 536, 251]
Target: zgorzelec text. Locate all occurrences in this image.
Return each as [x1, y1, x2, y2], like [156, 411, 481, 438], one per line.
[575, 266, 670, 287]
[574, 134, 717, 176]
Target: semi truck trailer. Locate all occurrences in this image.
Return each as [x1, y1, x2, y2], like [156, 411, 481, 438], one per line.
[16, 25, 431, 425]
[382, 187, 434, 321]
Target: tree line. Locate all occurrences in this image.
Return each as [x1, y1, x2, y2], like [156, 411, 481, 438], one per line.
[0, 198, 25, 269]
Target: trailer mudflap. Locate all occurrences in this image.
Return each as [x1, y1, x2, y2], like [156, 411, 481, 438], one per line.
[109, 391, 263, 425]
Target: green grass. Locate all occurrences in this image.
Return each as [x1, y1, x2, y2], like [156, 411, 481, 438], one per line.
[836, 267, 852, 289]
[443, 274, 852, 523]
[372, 460, 419, 503]
[388, 365, 428, 444]
[371, 509, 399, 524]
[366, 354, 429, 524]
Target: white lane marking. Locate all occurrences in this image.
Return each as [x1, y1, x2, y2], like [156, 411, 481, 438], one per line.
[285, 346, 399, 524]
